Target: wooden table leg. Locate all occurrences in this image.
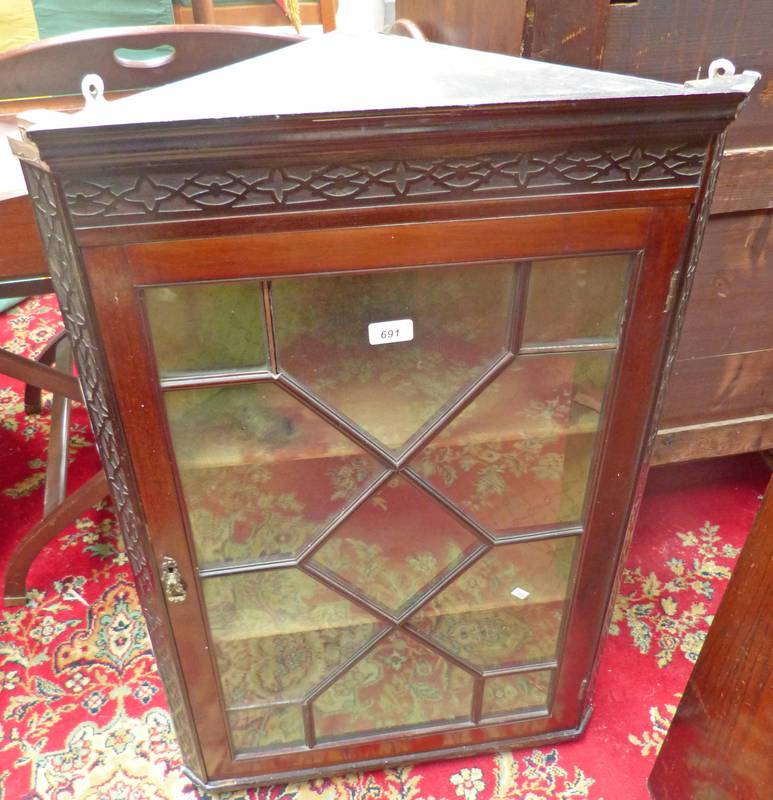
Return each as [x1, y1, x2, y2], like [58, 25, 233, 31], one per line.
[648, 472, 773, 799]
[4, 470, 110, 606]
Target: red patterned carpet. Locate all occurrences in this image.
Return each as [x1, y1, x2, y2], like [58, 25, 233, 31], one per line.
[0, 295, 769, 800]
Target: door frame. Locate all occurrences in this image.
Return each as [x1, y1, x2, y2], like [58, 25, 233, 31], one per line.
[81, 204, 690, 784]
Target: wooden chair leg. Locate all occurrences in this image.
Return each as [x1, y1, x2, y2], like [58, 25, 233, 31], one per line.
[24, 329, 66, 415]
[4, 470, 110, 606]
[320, 0, 337, 32]
[42, 337, 73, 515]
[0, 347, 81, 403]
[191, 0, 216, 24]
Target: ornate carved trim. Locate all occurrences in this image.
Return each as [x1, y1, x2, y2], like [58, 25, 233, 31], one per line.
[21, 162, 206, 779]
[62, 141, 708, 227]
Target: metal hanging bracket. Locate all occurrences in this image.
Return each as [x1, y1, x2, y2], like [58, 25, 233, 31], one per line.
[81, 73, 108, 109]
[685, 59, 761, 93]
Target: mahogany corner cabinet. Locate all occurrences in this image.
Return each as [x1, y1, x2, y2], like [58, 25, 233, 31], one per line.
[11, 33, 757, 791]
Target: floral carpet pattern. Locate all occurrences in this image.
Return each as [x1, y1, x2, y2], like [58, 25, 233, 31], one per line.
[0, 296, 769, 799]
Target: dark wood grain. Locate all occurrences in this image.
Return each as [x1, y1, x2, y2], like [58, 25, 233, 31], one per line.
[712, 148, 773, 214]
[394, 0, 527, 56]
[604, 0, 771, 151]
[120, 208, 651, 282]
[673, 211, 772, 360]
[661, 349, 773, 428]
[649, 473, 773, 799]
[652, 414, 773, 465]
[610, 1, 773, 461]
[522, 0, 609, 68]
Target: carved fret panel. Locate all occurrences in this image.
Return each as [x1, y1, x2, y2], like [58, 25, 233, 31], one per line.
[62, 142, 707, 227]
[21, 162, 205, 778]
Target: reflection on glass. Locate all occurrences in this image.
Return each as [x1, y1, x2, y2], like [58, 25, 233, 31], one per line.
[204, 569, 383, 709]
[165, 383, 384, 568]
[313, 630, 472, 741]
[229, 704, 304, 753]
[523, 254, 631, 343]
[145, 280, 267, 375]
[409, 537, 577, 669]
[482, 670, 553, 718]
[311, 475, 479, 616]
[272, 262, 515, 454]
[412, 352, 613, 535]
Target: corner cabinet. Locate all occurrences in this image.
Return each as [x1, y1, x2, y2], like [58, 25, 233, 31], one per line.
[13, 33, 753, 791]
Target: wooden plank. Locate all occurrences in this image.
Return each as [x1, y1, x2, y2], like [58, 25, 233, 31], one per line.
[676, 210, 772, 359]
[394, 0, 527, 56]
[712, 147, 773, 214]
[0, 195, 48, 280]
[652, 414, 773, 465]
[604, 0, 772, 151]
[522, 0, 609, 68]
[659, 349, 773, 428]
[649, 474, 773, 799]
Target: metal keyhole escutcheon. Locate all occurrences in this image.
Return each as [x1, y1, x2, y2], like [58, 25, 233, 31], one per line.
[161, 555, 187, 603]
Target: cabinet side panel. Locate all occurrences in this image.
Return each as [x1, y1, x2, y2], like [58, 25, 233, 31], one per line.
[586, 133, 726, 698]
[20, 161, 206, 779]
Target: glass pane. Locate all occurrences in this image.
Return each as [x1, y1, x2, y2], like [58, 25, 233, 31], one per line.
[229, 705, 304, 754]
[313, 630, 472, 741]
[165, 383, 385, 569]
[412, 352, 613, 535]
[482, 670, 553, 718]
[409, 537, 577, 670]
[203, 569, 383, 709]
[145, 280, 267, 376]
[272, 262, 515, 454]
[311, 475, 479, 616]
[523, 254, 631, 343]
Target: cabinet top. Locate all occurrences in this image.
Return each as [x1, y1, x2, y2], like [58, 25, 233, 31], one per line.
[14, 33, 758, 172]
[24, 34, 740, 123]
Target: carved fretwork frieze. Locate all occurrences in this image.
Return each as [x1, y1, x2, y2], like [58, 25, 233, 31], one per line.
[21, 162, 205, 778]
[62, 141, 708, 227]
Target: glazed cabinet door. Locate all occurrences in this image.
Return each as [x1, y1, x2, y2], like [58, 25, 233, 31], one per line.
[82, 207, 689, 785]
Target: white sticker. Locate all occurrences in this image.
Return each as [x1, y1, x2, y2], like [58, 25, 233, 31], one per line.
[368, 318, 414, 346]
[511, 587, 530, 600]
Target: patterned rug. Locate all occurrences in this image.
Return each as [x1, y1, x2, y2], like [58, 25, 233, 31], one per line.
[0, 295, 769, 800]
